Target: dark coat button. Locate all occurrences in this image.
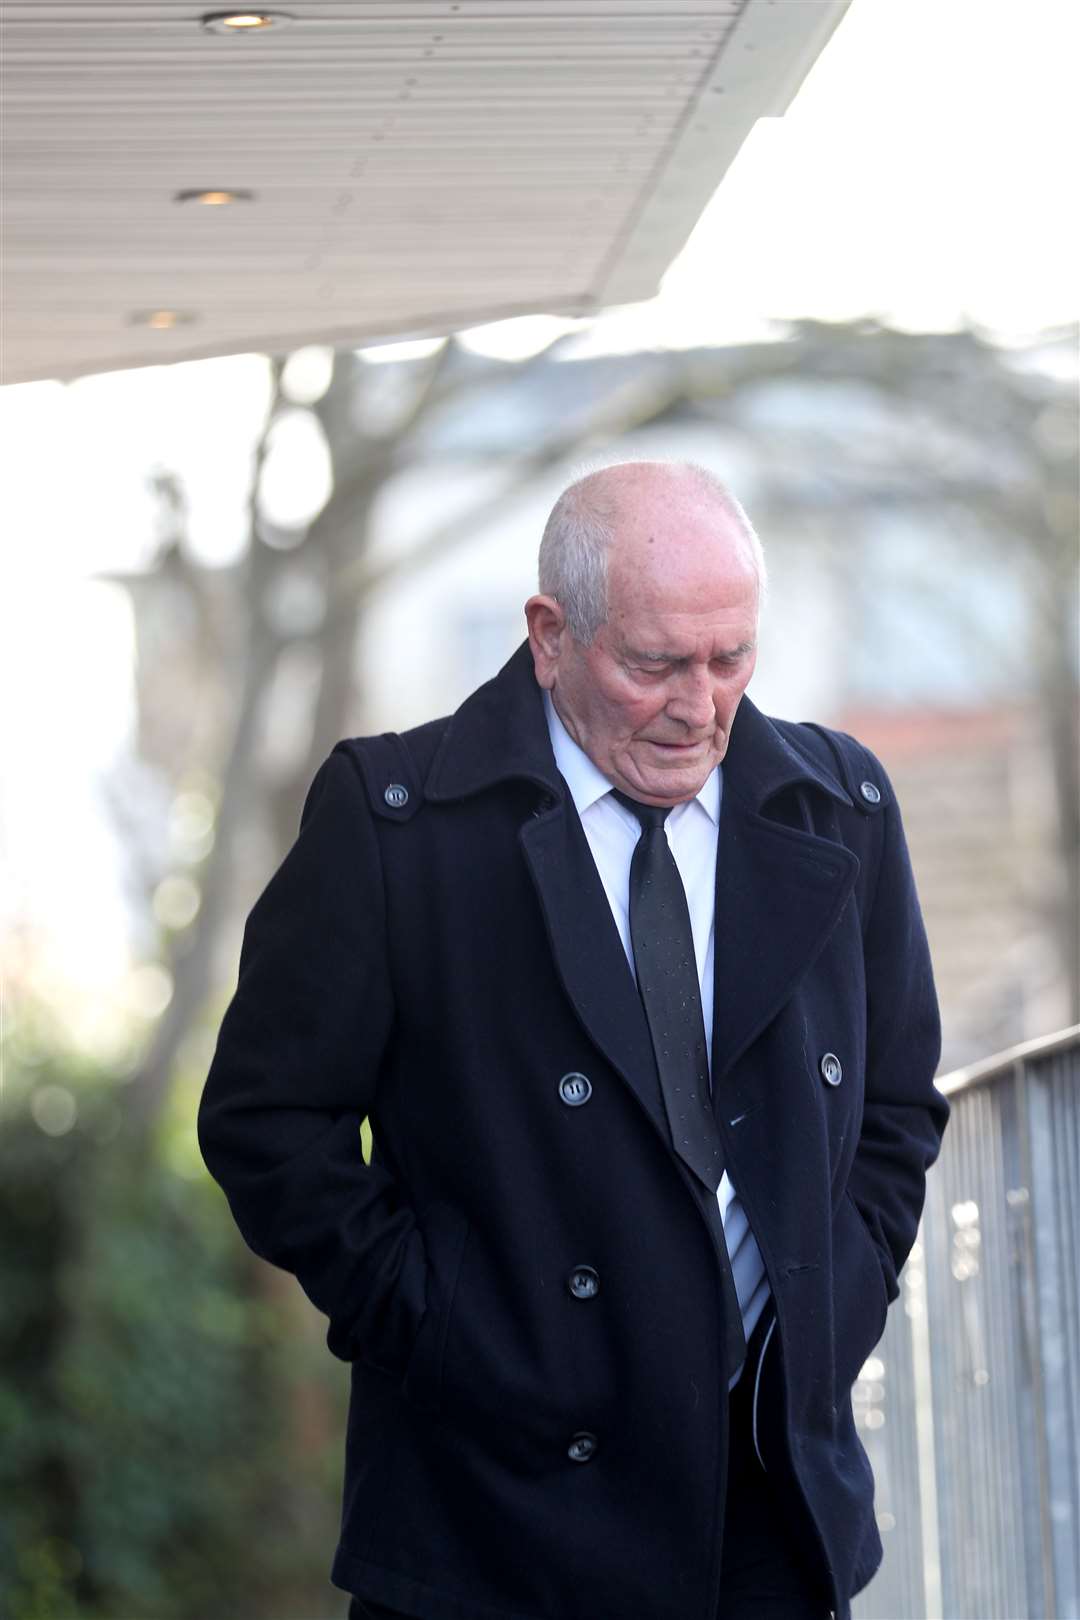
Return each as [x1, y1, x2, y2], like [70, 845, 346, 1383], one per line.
[567, 1265, 600, 1300]
[859, 781, 881, 805]
[558, 1073, 592, 1107]
[384, 783, 409, 808]
[567, 1431, 598, 1463]
[820, 1052, 843, 1087]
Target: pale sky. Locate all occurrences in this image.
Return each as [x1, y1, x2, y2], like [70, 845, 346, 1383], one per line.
[659, 0, 1080, 341]
[2, 0, 1077, 1049]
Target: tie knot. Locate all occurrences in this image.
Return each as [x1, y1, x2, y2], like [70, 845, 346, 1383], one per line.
[609, 789, 670, 832]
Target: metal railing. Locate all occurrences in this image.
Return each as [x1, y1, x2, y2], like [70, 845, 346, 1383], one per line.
[853, 1025, 1080, 1620]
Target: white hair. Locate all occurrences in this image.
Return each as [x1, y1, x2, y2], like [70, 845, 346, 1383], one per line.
[537, 460, 767, 645]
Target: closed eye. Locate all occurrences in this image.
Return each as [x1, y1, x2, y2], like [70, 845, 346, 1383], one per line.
[626, 643, 754, 676]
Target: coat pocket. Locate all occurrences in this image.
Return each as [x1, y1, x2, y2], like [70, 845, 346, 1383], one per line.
[831, 1191, 889, 1403]
[400, 1201, 470, 1415]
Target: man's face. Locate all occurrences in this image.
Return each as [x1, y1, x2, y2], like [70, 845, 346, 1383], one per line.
[528, 482, 760, 806]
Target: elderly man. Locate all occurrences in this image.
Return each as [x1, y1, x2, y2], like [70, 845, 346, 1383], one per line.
[199, 461, 946, 1620]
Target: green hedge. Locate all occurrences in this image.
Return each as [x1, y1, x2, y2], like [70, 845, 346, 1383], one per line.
[1, 1058, 348, 1620]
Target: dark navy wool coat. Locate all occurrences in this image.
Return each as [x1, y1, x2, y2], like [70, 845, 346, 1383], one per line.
[199, 642, 946, 1620]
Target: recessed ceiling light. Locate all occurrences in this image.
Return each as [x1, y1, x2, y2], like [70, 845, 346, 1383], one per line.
[128, 310, 197, 329]
[201, 11, 294, 32]
[174, 188, 255, 206]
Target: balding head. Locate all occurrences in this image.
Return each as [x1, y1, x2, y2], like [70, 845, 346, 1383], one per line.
[525, 461, 763, 805]
[537, 461, 765, 646]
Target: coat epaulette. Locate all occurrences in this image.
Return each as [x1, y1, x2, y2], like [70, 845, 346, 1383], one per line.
[334, 715, 449, 823]
[801, 723, 891, 819]
[770, 718, 891, 819]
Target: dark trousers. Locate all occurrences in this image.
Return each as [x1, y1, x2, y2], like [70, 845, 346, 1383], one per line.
[349, 1314, 829, 1620]
[715, 1312, 830, 1619]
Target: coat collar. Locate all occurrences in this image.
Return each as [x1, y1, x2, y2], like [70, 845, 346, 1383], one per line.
[425, 639, 852, 813]
[426, 640, 563, 803]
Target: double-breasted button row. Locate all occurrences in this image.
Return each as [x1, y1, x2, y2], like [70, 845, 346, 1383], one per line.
[557, 1078, 600, 1455]
[555, 1073, 603, 1458]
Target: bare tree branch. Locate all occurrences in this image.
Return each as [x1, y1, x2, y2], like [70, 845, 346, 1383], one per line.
[327, 361, 685, 616]
[128, 358, 290, 1131]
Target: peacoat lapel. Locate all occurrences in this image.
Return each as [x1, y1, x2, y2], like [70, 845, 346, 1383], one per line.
[709, 698, 859, 1107]
[711, 725, 859, 1082]
[426, 640, 668, 1142]
[516, 797, 669, 1142]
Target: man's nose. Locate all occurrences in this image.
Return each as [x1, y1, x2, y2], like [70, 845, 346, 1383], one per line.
[666, 668, 715, 730]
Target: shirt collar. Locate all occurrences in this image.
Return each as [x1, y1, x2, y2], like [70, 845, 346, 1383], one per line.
[543, 690, 721, 824]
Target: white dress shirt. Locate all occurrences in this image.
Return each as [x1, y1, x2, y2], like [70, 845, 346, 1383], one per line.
[544, 693, 770, 1374]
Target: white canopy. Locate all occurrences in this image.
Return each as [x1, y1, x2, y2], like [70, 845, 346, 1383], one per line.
[2, 0, 849, 382]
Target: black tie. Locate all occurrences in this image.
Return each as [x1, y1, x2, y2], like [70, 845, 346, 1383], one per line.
[611, 789, 747, 1382]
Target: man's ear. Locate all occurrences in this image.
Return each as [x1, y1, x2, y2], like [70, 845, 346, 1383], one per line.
[524, 595, 567, 691]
